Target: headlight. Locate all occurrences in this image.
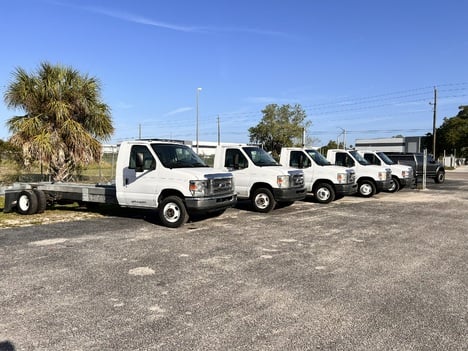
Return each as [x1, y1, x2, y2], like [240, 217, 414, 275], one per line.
[378, 172, 386, 181]
[277, 175, 290, 188]
[189, 180, 208, 196]
[336, 173, 348, 184]
[401, 170, 410, 178]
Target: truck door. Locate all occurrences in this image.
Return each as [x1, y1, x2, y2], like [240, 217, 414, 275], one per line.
[224, 148, 250, 197]
[290, 150, 314, 188]
[118, 145, 158, 207]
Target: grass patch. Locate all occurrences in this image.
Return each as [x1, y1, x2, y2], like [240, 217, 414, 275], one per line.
[0, 197, 105, 229]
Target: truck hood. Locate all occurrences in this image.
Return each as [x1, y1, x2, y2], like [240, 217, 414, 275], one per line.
[356, 165, 391, 173]
[167, 167, 232, 180]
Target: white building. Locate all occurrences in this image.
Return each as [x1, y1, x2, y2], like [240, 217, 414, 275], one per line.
[355, 136, 427, 153]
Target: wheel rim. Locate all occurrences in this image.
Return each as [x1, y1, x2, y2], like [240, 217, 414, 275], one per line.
[388, 180, 396, 192]
[316, 187, 331, 201]
[254, 193, 270, 210]
[163, 202, 181, 223]
[360, 183, 373, 196]
[18, 195, 30, 211]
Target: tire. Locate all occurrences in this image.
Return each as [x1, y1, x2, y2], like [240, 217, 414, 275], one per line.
[434, 171, 445, 184]
[251, 188, 276, 213]
[358, 180, 376, 197]
[313, 183, 335, 204]
[158, 196, 188, 228]
[33, 189, 47, 213]
[17, 190, 39, 215]
[387, 177, 400, 193]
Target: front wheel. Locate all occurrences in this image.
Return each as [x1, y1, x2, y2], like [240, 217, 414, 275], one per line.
[434, 171, 445, 184]
[313, 183, 335, 204]
[158, 196, 188, 228]
[387, 177, 400, 193]
[251, 188, 276, 213]
[358, 180, 376, 197]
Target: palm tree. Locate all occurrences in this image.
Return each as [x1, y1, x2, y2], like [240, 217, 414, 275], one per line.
[4, 62, 114, 181]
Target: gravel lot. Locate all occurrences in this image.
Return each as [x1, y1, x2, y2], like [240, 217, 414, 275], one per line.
[1, 170, 467, 351]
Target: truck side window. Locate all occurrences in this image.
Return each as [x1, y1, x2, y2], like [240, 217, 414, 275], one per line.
[290, 151, 310, 168]
[225, 149, 248, 170]
[336, 153, 354, 167]
[364, 154, 380, 165]
[129, 145, 156, 172]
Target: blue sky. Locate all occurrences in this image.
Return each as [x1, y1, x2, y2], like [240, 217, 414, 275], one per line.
[1, 0, 467, 147]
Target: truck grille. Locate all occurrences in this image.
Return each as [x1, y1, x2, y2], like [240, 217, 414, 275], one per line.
[386, 170, 391, 180]
[209, 177, 234, 195]
[290, 173, 305, 188]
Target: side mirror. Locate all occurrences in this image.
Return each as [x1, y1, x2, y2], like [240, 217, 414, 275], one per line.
[135, 152, 144, 172]
[298, 154, 304, 169]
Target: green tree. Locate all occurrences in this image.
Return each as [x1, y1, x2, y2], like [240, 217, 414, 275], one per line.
[320, 140, 343, 157]
[248, 104, 311, 158]
[4, 62, 114, 181]
[436, 105, 468, 158]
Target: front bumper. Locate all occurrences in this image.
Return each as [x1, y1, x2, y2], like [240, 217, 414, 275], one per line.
[335, 183, 358, 196]
[185, 193, 237, 213]
[376, 179, 392, 191]
[399, 177, 416, 188]
[273, 187, 307, 202]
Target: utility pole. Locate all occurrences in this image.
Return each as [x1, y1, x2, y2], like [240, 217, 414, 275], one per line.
[432, 87, 437, 157]
[196, 87, 202, 153]
[217, 115, 221, 145]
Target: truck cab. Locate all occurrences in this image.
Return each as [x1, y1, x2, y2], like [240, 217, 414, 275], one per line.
[213, 145, 306, 212]
[385, 152, 445, 184]
[116, 141, 237, 227]
[326, 149, 392, 197]
[356, 150, 414, 192]
[279, 147, 357, 203]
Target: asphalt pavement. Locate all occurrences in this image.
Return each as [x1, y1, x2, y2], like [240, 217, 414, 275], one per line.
[1, 170, 467, 351]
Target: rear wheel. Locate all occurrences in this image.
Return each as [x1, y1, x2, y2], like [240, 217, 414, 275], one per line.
[434, 171, 445, 183]
[17, 190, 39, 215]
[358, 180, 376, 197]
[158, 196, 188, 228]
[33, 189, 47, 213]
[251, 188, 276, 213]
[387, 177, 400, 193]
[313, 183, 335, 204]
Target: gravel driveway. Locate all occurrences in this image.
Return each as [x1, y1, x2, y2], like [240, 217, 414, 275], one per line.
[1, 170, 467, 351]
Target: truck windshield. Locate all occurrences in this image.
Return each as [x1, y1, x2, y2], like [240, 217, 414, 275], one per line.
[376, 152, 395, 165]
[242, 147, 279, 166]
[306, 149, 331, 166]
[151, 143, 209, 168]
[349, 150, 370, 165]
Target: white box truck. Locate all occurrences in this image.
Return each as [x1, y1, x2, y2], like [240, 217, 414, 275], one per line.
[3, 140, 237, 228]
[279, 147, 357, 203]
[326, 149, 392, 197]
[213, 145, 306, 212]
[356, 150, 415, 192]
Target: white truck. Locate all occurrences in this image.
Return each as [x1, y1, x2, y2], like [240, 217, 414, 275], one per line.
[326, 149, 392, 197]
[279, 147, 357, 203]
[356, 150, 415, 192]
[3, 140, 237, 228]
[213, 145, 306, 212]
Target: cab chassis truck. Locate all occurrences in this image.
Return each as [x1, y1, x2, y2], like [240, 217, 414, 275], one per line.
[2, 140, 237, 228]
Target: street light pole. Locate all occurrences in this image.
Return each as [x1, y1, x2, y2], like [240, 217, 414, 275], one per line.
[196, 87, 202, 154]
[432, 87, 437, 157]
